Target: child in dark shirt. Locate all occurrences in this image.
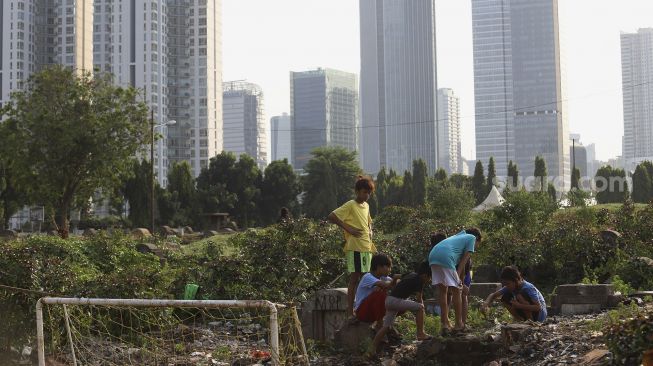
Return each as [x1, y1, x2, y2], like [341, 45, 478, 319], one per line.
[368, 261, 432, 357]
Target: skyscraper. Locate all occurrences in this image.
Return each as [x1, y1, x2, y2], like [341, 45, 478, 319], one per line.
[271, 113, 292, 163]
[472, 0, 569, 186]
[621, 28, 653, 171]
[360, 0, 439, 175]
[290, 68, 358, 170]
[94, 0, 170, 185]
[94, 0, 222, 182]
[223, 81, 267, 169]
[1, 0, 93, 105]
[437, 88, 462, 174]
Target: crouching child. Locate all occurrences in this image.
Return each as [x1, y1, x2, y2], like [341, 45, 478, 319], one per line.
[369, 261, 432, 357]
[354, 253, 399, 329]
[481, 266, 547, 322]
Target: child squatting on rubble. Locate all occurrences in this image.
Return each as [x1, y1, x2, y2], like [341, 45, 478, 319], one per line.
[368, 261, 433, 357]
[480, 266, 548, 322]
[352, 253, 400, 328]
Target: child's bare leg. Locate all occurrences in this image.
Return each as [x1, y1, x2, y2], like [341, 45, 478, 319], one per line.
[516, 294, 534, 320]
[370, 325, 390, 355]
[502, 302, 525, 321]
[347, 272, 362, 317]
[450, 286, 464, 329]
[437, 284, 451, 329]
[416, 305, 430, 339]
[462, 286, 470, 326]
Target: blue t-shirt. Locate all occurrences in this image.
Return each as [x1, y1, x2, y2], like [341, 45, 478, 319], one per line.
[353, 272, 391, 310]
[428, 231, 476, 270]
[500, 281, 548, 322]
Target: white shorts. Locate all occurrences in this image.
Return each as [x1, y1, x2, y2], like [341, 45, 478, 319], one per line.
[431, 264, 462, 288]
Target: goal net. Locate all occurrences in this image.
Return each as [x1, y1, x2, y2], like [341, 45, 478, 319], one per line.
[36, 297, 308, 366]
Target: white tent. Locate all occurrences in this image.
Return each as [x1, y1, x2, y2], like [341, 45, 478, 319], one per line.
[473, 186, 505, 212]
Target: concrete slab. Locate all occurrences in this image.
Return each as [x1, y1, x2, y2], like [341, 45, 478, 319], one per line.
[560, 303, 602, 315]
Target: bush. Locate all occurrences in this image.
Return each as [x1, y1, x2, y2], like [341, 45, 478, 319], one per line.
[375, 206, 418, 234]
[604, 307, 653, 365]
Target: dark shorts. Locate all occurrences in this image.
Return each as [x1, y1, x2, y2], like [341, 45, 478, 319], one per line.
[501, 290, 540, 321]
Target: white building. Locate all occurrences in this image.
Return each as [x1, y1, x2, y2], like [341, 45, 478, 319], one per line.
[94, 0, 222, 183]
[472, 0, 570, 187]
[437, 88, 462, 174]
[93, 0, 170, 185]
[223, 81, 267, 169]
[360, 0, 439, 175]
[1, 0, 93, 105]
[270, 113, 291, 163]
[621, 28, 653, 172]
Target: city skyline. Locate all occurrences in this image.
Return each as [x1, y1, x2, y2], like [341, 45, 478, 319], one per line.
[223, 0, 653, 164]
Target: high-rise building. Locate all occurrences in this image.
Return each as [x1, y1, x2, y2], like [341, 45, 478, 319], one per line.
[94, 0, 171, 185]
[437, 89, 462, 174]
[271, 113, 292, 163]
[360, 0, 439, 175]
[1, 0, 93, 105]
[621, 28, 653, 172]
[94, 0, 222, 183]
[290, 68, 358, 170]
[167, 0, 222, 177]
[586, 143, 598, 177]
[223, 81, 267, 169]
[472, 0, 569, 187]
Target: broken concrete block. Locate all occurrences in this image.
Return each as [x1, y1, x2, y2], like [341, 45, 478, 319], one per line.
[333, 322, 374, 352]
[560, 303, 602, 315]
[470, 283, 502, 299]
[300, 288, 349, 341]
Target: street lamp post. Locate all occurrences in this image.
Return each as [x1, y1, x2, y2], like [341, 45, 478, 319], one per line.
[150, 113, 176, 235]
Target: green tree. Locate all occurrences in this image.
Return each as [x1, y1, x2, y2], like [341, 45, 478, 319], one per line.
[384, 170, 404, 207]
[0, 66, 149, 237]
[402, 170, 414, 206]
[595, 166, 629, 204]
[375, 167, 388, 210]
[534, 156, 548, 192]
[196, 152, 239, 217]
[231, 154, 263, 227]
[162, 161, 196, 226]
[571, 167, 581, 190]
[123, 160, 153, 229]
[426, 185, 475, 225]
[0, 161, 25, 229]
[449, 173, 471, 190]
[632, 163, 653, 204]
[471, 161, 486, 204]
[260, 159, 301, 224]
[547, 183, 558, 202]
[507, 160, 519, 190]
[434, 168, 448, 183]
[412, 159, 428, 206]
[302, 147, 361, 219]
[487, 157, 497, 194]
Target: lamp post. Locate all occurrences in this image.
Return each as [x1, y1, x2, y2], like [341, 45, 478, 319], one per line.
[150, 113, 176, 234]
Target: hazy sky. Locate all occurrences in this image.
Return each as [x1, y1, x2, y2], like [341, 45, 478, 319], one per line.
[223, 0, 653, 163]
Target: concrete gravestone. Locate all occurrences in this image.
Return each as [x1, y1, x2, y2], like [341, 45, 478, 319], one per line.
[300, 288, 349, 341]
[551, 284, 615, 315]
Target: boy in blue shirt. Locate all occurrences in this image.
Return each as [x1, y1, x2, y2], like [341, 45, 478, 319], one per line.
[481, 266, 547, 322]
[354, 253, 399, 326]
[428, 228, 482, 334]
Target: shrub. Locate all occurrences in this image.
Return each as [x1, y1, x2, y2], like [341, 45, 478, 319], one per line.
[375, 206, 419, 234]
[604, 307, 653, 365]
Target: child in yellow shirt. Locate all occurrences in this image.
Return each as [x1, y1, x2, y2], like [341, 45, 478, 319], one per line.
[328, 176, 376, 317]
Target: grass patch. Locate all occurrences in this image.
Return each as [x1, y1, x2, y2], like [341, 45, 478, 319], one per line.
[181, 234, 238, 256]
[586, 302, 644, 332]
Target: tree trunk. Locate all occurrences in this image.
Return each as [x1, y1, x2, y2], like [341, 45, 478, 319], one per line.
[56, 203, 70, 239]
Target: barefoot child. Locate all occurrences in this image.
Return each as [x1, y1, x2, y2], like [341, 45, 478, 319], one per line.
[369, 261, 432, 356]
[428, 228, 482, 334]
[481, 266, 547, 322]
[328, 176, 376, 317]
[353, 254, 399, 328]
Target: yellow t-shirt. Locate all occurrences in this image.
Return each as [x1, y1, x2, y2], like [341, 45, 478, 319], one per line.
[332, 200, 377, 253]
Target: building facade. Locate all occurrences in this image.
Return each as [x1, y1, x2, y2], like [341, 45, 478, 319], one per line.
[1, 0, 93, 105]
[290, 68, 358, 170]
[436, 88, 462, 174]
[360, 0, 439, 175]
[472, 0, 569, 187]
[270, 113, 291, 163]
[621, 28, 653, 172]
[222, 81, 267, 169]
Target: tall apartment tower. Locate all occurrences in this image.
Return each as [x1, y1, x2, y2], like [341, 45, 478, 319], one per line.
[360, 0, 439, 175]
[94, 0, 170, 185]
[437, 89, 462, 174]
[223, 81, 267, 169]
[472, 0, 570, 186]
[290, 68, 358, 170]
[621, 28, 653, 171]
[167, 0, 222, 177]
[1, 0, 93, 105]
[270, 113, 292, 163]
